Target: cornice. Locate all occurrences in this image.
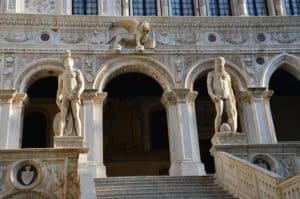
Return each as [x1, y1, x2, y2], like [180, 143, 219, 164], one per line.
[0, 14, 299, 28]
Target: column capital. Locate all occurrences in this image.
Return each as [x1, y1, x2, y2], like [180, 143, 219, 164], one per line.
[81, 89, 98, 102]
[94, 92, 108, 104]
[161, 89, 198, 107]
[0, 90, 16, 104]
[12, 93, 27, 106]
[238, 87, 274, 103]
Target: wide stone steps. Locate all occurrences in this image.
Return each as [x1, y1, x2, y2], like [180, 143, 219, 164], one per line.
[95, 176, 237, 199]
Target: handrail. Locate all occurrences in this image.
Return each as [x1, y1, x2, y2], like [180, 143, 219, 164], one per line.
[214, 151, 289, 199]
[279, 174, 300, 199]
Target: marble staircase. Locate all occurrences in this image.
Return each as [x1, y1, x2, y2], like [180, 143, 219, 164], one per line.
[94, 176, 237, 199]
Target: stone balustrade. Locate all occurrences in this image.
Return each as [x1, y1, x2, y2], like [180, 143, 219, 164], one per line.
[279, 174, 300, 199]
[214, 151, 300, 199]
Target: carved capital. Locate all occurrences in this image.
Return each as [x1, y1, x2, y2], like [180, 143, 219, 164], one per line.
[238, 88, 273, 103]
[81, 89, 98, 102]
[94, 92, 108, 104]
[0, 90, 16, 104]
[161, 89, 198, 107]
[12, 93, 27, 107]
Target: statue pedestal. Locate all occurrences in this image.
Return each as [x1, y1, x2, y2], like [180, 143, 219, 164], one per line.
[54, 136, 85, 148]
[211, 131, 246, 145]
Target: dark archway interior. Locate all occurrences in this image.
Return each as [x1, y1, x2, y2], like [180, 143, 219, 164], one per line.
[22, 77, 58, 148]
[269, 68, 300, 141]
[104, 73, 170, 176]
[194, 76, 216, 174]
[194, 74, 242, 174]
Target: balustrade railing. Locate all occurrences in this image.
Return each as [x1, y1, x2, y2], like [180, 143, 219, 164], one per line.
[214, 151, 300, 199]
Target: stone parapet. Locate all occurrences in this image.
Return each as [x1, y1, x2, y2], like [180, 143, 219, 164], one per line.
[0, 148, 88, 199]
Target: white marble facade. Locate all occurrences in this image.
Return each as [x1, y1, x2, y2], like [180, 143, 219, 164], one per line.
[0, 0, 299, 181]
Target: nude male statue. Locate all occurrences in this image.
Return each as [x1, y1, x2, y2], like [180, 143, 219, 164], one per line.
[207, 57, 237, 133]
[56, 50, 84, 136]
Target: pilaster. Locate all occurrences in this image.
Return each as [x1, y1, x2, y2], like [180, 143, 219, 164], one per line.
[161, 89, 206, 176]
[274, 0, 285, 16]
[161, 0, 169, 16]
[237, 0, 248, 16]
[198, 0, 207, 16]
[238, 88, 277, 144]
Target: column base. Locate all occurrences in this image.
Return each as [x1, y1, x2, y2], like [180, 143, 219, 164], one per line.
[88, 163, 107, 178]
[54, 136, 85, 148]
[169, 161, 206, 176]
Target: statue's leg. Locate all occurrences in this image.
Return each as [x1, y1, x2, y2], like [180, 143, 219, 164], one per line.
[225, 98, 237, 132]
[71, 100, 81, 136]
[214, 100, 223, 132]
[59, 99, 69, 136]
[135, 35, 144, 50]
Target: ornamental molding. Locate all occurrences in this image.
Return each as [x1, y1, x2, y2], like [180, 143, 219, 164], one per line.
[0, 15, 299, 28]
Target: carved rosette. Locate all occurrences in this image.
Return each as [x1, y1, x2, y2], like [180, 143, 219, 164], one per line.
[161, 89, 198, 107]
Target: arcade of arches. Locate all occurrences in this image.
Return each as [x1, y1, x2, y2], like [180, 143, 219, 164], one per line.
[18, 63, 299, 176]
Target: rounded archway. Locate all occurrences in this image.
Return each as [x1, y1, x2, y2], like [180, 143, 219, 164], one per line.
[22, 77, 59, 148]
[269, 68, 300, 141]
[103, 72, 170, 176]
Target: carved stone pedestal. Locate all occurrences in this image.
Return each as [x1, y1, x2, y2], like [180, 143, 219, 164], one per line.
[211, 132, 246, 145]
[54, 136, 85, 148]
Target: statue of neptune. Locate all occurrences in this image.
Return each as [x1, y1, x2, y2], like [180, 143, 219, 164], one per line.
[207, 57, 237, 133]
[56, 50, 84, 136]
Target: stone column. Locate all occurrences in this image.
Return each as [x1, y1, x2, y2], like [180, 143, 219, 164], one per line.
[274, 0, 285, 16]
[161, 0, 169, 16]
[0, 90, 15, 149]
[82, 90, 107, 178]
[198, 0, 207, 16]
[161, 89, 206, 176]
[237, 0, 248, 16]
[6, 93, 27, 148]
[238, 88, 277, 144]
[121, 0, 129, 16]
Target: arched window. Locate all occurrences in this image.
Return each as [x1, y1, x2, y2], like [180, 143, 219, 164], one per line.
[131, 0, 157, 16]
[169, 0, 194, 16]
[72, 0, 98, 15]
[247, 0, 268, 16]
[208, 0, 232, 16]
[284, 0, 300, 15]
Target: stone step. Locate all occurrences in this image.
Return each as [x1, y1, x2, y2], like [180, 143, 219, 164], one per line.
[95, 176, 237, 199]
[96, 184, 223, 191]
[96, 192, 236, 199]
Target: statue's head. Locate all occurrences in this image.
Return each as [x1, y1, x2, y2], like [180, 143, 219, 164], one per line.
[214, 57, 225, 73]
[63, 50, 74, 69]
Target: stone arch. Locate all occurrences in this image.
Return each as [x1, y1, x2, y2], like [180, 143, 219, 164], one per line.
[93, 56, 175, 92]
[259, 53, 300, 87]
[184, 58, 248, 91]
[14, 58, 64, 93]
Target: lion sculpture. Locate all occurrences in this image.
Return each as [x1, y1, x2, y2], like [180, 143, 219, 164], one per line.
[108, 20, 155, 51]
